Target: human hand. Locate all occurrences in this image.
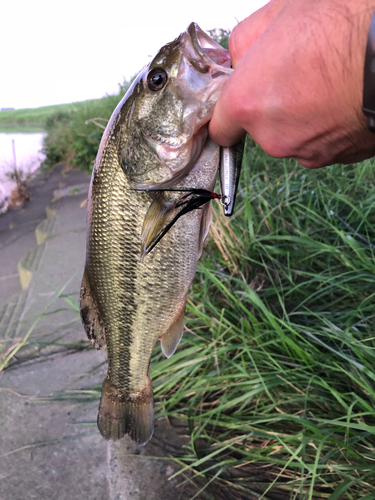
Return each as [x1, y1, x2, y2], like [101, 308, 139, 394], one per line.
[209, 0, 375, 168]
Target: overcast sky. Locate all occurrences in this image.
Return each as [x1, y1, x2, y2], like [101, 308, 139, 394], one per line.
[1, 0, 268, 110]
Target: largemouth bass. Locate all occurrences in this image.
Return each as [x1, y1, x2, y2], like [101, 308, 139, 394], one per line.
[80, 23, 232, 445]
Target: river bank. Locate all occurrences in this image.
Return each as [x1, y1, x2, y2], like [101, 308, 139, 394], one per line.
[0, 163, 90, 300]
[0, 80, 131, 176]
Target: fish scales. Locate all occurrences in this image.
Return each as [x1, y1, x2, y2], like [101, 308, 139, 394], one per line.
[80, 22, 232, 445]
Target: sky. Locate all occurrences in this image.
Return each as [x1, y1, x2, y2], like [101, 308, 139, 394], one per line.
[1, 0, 268, 110]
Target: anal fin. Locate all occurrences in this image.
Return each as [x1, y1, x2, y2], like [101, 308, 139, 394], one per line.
[160, 302, 186, 358]
[80, 267, 105, 349]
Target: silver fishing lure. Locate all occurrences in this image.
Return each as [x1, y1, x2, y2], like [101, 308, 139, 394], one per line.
[219, 141, 244, 216]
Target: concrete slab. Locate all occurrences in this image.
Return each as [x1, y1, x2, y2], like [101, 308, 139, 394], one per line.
[107, 420, 197, 500]
[0, 164, 197, 500]
[0, 165, 90, 306]
[0, 165, 90, 252]
[0, 229, 35, 298]
[0, 350, 108, 500]
[1, 179, 89, 364]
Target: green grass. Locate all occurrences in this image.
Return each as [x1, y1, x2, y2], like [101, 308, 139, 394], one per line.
[40, 80, 132, 172]
[0, 124, 46, 133]
[145, 140, 375, 499]
[41, 138, 375, 499]
[0, 102, 82, 127]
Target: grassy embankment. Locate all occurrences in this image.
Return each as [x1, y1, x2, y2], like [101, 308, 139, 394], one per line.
[0, 101, 110, 133]
[0, 103, 81, 129]
[0, 97, 123, 130]
[148, 146, 375, 499]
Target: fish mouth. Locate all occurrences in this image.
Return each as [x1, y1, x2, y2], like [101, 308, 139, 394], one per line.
[175, 24, 232, 141]
[187, 22, 232, 73]
[179, 23, 232, 125]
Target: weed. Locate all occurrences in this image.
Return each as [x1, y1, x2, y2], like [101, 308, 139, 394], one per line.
[147, 139, 375, 499]
[1, 159, 40, 209]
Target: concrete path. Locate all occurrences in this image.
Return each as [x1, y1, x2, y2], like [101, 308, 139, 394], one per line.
[0, 165, 196, 500]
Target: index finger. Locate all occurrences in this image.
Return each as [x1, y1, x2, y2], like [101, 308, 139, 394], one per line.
[208, 79, 247, 146]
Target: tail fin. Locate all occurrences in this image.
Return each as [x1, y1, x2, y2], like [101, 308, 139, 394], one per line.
[97, 377, 154, 446]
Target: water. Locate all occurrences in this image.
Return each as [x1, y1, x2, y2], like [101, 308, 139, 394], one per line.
[0, 132, 46, 212]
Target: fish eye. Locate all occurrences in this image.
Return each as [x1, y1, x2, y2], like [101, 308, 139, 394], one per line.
[147, 69, 168, 91]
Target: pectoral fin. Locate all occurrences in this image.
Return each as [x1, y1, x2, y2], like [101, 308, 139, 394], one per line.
[160, 302, 186, 358]
[80, 268, 105, 349]
[140, 193, 175, 261]
[140, 189, 219, 260]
